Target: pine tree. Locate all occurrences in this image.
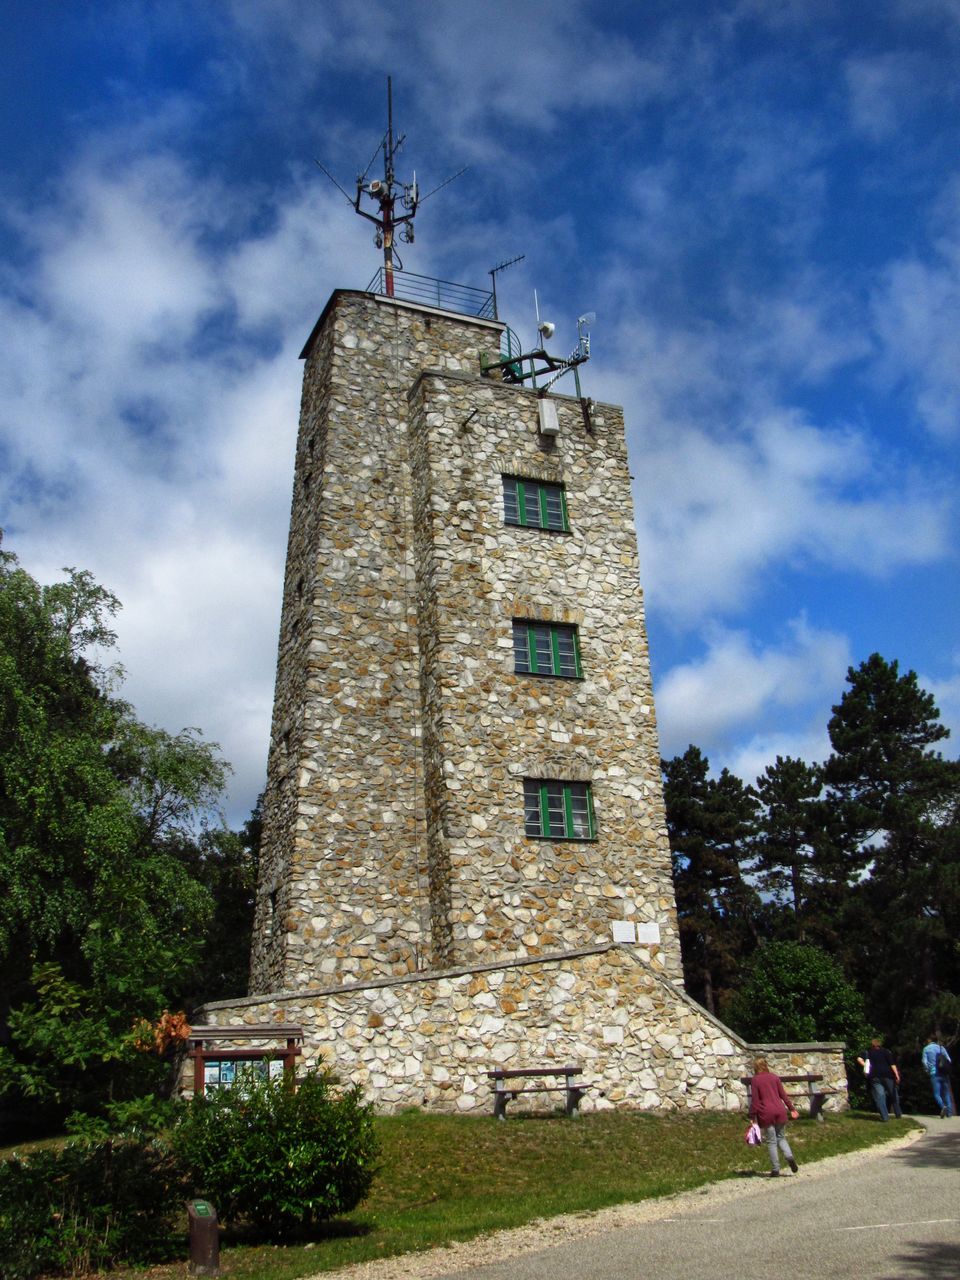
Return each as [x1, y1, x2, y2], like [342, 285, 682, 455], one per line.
[662, 747, 759, 1014]
[752, 755, 826, 936]
[823, 654, 960, 1039]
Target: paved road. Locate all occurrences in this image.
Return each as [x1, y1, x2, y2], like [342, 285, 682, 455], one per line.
[435, 1117, 960, 1280]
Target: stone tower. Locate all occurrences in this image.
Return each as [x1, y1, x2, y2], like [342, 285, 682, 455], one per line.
[199, 85, 845, 1112]
[248, 285, 683, 995]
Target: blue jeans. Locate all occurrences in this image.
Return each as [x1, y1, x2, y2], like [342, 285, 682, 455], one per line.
[931, 1075, 954, 1116]
[764, 1123, 794, 1173]
[871, 1075, 902, 1120]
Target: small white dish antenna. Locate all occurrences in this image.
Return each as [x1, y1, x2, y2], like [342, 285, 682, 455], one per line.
[533, 289, 557, 345]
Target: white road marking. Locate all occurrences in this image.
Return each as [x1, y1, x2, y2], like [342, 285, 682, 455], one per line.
[834, 1219, 959, 1232]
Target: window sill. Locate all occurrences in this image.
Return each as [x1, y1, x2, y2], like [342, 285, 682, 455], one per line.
[524, 834, 598, 843]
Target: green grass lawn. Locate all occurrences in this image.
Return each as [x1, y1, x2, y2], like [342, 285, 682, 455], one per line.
[111, 1107, 917, 1280]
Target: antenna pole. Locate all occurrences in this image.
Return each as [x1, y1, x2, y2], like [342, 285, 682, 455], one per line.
[382, 77, 395, 295]
[386, 77, 394, 184]
[488, 253, 525, 321]
[345, 77, 439, 290]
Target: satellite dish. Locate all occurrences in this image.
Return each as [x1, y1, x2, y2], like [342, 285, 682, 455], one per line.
[578, 312, 596, 327]
[538, 321, 556, 339]
[367, 179, 385, 197]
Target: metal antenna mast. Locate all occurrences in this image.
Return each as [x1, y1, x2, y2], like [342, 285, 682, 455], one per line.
[316, 77, 467, 298]
[351, 76, 420, 298]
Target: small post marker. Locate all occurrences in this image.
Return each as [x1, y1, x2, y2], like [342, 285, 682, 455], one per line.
[187, 1199, 220, 1275]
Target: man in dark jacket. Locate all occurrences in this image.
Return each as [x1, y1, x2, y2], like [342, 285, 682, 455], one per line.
[857, 1038, 903, 1121]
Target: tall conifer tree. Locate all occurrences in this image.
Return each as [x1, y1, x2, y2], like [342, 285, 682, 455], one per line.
[662, 747, 759, 1014]
[823, 654, 960, 1038]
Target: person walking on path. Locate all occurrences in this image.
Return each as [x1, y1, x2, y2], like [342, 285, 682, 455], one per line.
[748, 1057, 799, 1177]
[921, 1034, 954, 1117]
[857, 1037, 903, 1121]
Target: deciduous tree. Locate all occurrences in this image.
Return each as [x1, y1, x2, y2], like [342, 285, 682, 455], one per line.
[0, 548, 230, 1119]
[724, 940, 873, 1056]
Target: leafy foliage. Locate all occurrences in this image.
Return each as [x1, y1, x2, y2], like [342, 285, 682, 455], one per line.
[171, 805, 260, 1007]
[823, 654, 960, 1037]
[0, 548, 236, 1123]
[751, 756, 829, 932]
[0, 965, 170, 1115]
[171, 1069, 379, 1234]
[723, 941, 873, 1051]
[0, 1135, 182, 1279]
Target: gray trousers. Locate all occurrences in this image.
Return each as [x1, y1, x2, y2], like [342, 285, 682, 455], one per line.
[765, 1123, 794, 1172]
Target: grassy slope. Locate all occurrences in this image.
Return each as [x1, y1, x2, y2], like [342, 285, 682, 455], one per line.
[125, 1108, 917, 1280]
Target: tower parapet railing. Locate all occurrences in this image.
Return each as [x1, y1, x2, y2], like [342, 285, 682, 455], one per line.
[365, 268, 496, 319]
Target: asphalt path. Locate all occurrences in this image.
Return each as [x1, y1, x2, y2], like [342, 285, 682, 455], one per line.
[430, 1116, 960, 1280]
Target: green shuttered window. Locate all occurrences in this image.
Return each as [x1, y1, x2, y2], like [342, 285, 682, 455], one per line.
[523, 779, 596, 840]
[502, 475, 569, 532]
[513, 620, 582, 679]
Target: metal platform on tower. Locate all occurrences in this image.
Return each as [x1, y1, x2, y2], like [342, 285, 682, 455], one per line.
[365, 267, 495, 318]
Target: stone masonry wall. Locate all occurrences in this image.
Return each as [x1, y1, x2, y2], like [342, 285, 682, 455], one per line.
[409, 371, 682, 979]
[249, 310, 337, 993]
[233, 288, 845, 1117]
[200, 944, 846, 1114]
[250, 293, 507, 992]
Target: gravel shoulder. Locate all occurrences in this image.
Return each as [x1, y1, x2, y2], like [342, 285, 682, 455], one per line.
[310, 1121, 927, 1280]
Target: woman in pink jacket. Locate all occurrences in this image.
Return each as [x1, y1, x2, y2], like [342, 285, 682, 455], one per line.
[749, 1057, 800, 1177]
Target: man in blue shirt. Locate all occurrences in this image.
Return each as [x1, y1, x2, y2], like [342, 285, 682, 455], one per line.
[922, 1035, 954, 1118]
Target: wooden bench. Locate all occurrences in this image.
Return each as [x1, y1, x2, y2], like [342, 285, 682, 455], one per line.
[741, 1072, 840, 1122]
[487, 1066, 589, 1119]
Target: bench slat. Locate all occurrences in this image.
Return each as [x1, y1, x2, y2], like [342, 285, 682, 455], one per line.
[488, 1067, 581, 1080]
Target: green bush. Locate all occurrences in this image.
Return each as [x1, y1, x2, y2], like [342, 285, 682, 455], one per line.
[0, 1136, 183, 1279]
[723, 940, 876, 1107]
[724, 941, 874, 1048]
[172, 1068, 379, 1234]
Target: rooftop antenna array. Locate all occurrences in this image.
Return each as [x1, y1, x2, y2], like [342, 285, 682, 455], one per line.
[316, 77, 466, 298]
[481, 295, 595, 399]
[539, 309, 595, 395]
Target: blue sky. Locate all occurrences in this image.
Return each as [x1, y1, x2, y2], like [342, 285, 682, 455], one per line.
[2, 0, 958, 825]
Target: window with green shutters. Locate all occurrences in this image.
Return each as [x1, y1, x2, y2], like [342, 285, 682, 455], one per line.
[513, 620, 582, 679]
[523, 779, 596, 840]
[502, 475, 569, 532]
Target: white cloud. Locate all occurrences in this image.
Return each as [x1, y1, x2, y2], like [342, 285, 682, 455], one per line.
[655, 618, 850, 760]
[725, 727, 835, 787]
[844, 52, 931, 142]
[870, 182, 960, 438]
[735, 278, 872, 386]
[919, 661, 960, 748]
[0, 133, 370, 824]
[22, 154, 223, 351]
[627, 401, 948, 624]
[222, 0, 672, 142]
